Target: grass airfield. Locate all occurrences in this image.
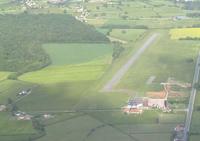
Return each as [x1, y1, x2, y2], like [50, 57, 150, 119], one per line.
[0, 0, 200, 141]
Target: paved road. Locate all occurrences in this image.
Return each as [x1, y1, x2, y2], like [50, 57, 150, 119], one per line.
[102, 33, 158, 92]
[183, 53, 200, 141]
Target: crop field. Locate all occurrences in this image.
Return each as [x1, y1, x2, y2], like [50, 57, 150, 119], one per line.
[19, 63, 107, 84]
[19, 43, 113, 84]
[170, 28, 200, 39]
[109, 29, 146, 42]
[1, 0, 200, 141]
[43, 43, 113, 66]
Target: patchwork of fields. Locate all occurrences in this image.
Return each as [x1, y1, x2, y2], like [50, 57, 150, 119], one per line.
[118, 30, 197, 92]
[43, 43, 113, 66]
[1, 0, 200, 141]
[19, 43, 113, 84]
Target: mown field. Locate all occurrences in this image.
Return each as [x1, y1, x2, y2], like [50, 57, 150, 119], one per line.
[170, 28, 200, 39]
[43, 43, 112, 66]
[109, 29, 146, 42]
[19, 43, 113, 84]
[118, 30, 198, 93]
[1, 0, 200, 141]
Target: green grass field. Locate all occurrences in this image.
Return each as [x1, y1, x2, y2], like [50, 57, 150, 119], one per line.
[0, 72, 10, 81]
[19, 63, 107, 84]
[110, 29, 146, 42]
[118, 30, 198, 93]
[0, 113, 35, 135]
[43, 43, 113, 66]
[0, 80, 33, 104]
[37, 115, 133, 141]
[1, 0, 200, 141]
[19, 43, 113, 84]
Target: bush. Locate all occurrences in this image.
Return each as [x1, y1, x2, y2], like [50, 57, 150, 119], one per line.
[112, 42, 125, 60]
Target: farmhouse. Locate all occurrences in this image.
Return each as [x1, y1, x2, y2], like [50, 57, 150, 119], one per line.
[122, 97, 148, 114]
[14, 111, 32, 121]
[147, 91, 167, 109]
[146, 84, 169, 109]
[122, 83, 171, 114]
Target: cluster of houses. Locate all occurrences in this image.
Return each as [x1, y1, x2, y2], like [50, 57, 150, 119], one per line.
[48, 0, 67, 4]
[20, 0, 68, 10]
[122, 83, 169, 114]
[123, 79, 191, 114]
[14, 111, 32, 120]
[75, 5, 89, 22]
[173, 124, 185, 141]
[24, 0, 39, 9]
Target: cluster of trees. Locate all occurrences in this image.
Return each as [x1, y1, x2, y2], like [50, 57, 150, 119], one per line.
[112, 42, 124, 60]
[179, 37, 200, 40]
[0, 14, 109, 76]
[7, 98, 18, 115]
[183, 1, 200, 10]
[187, 12, 200, 18]
[102, 24, 148, 30]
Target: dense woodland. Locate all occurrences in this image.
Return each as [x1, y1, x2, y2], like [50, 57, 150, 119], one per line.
[0, 14, 109, 73]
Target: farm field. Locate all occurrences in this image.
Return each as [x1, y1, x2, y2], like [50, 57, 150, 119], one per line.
[0, 80, 33, 104]
[0, 72, 10, 81]
[1, 0, 200, 141]
[42, 43, 113, 66]
[0, 112, 35, 135]
[0, 112, 37, 141]
[109, 29, 146, 42]
[19, 64, 107, 84]
[19, 43, 113, 84]
[118, 30, 198, 93]
[170, 28, 200, 39]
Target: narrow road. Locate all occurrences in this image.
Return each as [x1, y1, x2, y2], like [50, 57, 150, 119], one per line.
[183, 53, 200, 141]
[102, 33, 158, 92]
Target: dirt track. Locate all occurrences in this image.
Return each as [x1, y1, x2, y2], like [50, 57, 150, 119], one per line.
[102, 33, 158, 92]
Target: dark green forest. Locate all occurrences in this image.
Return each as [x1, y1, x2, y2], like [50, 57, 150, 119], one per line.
[0, 14, 109, 74]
